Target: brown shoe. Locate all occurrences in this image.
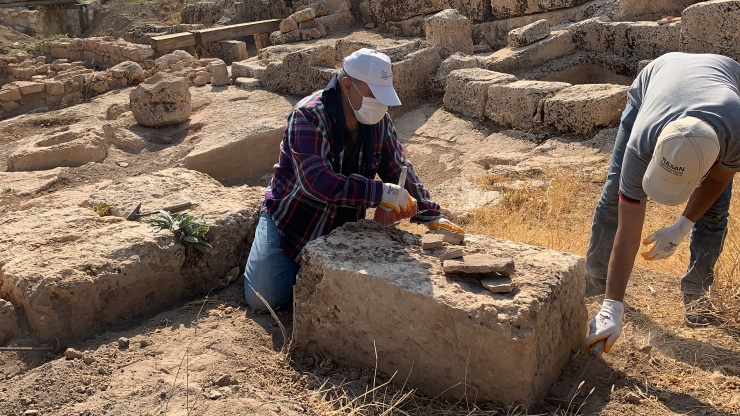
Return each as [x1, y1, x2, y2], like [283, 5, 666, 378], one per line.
[683, 294, 718, 327]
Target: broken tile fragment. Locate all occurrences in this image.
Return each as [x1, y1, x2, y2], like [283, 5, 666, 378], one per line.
[481, 276, 514, 293]
[442, 254, 515, 276]
[421, 233, 445, 250]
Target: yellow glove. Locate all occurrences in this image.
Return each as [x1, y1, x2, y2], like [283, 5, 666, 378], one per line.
[426, 218, 465, 234]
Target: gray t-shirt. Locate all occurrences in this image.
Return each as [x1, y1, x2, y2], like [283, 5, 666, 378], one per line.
[620, 52, 740, 202]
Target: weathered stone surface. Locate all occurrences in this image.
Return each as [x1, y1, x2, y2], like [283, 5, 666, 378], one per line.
[183, 121, 285, 183]
[481, 276, 514, 293]
[209, 59, 231, 86]
[443, 254, 515, 275]
[64, 348, 84, 360]
[130, 73, 191, 128]
[299, 19, 316, 30]
[294, 221, 587, 406]
[301, 28, 322, 40]
[154, 50, 194, 70]
[434, 227, 464, 245]
[0, 168, 63, 196]
[7, 130, 108, 172]
[421, 233, 445, 249]
[680, 0, 740, 63]
[0, 168, 264, 342]
[486, 80, 570, 129]
[181, 1, 224, 27]
[270, 29, 301, 45]
[260, 44, 339, 96]
[0, 86, 21, 101]
[443, 68, 516, 119]
[432, 53, 481, 94]
[486, 30, 576, 74]
[438, 247, 464, 260]
[430, 177, 501, 220]
[110, 61, 146, 85]
[491, 0, 590, 19]
[289, 7, 316, 23]
[569, 17, 680, 60]
[239, 0, 286, 21]
[382, 40, 442, 109]
[386, 15, 426, 37]
[367, 0, 491, 24]
[295, 0, 330, 16]
[508, 19, 550, 47]
[234, 77, 261, 89]
[45, 80, 65, 96]
[16, 81, 45, 95]
[201, 40, 248, 65]
[280, 17, 298, 33]
[425, 9, 474, 59]
[315, 10, 354, 32]
[542, 83, 629, 135]
[0, 299, 20, 344]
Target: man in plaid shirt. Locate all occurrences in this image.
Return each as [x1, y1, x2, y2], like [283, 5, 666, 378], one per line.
[244, 48, 464, 311]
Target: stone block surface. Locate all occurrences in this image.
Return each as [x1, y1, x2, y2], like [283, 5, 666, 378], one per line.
[569, 17, 680, 60]
[491, 0, 590, 19]
[130, 73, 191, 128]
[486, 80, 570, 129]
[294, 221, 587, 407]
[0, 168, 264, 343]
[486, 30, 576, 73]
[7, 129, 108, 172]
[425, 9, 474, 59]
[542, 83, 629, 135]
[443, 254, 515, 275]
[508, 18, 550, 47]
[421, 233, 445, 249]
[432, 53, 481, 94]
[208, 59, 231, 86]
[443, 68, 516, 119]
[295, 0, 330, 16]
[288, 7, 316, 23]
[280, 17, 299, 32]
[315, 10, 354, 32]
[680, 0, 740, 62]
[367, 0, 491, 24]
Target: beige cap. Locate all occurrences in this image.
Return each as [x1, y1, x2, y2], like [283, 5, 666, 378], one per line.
[643, 117, 720, 206]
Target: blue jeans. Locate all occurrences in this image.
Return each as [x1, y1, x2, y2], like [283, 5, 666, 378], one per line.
[585, 103, 732, 296]
[244, 212, 300, 311]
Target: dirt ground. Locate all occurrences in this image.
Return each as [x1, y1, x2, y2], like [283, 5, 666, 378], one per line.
[86, 0, 189, 38]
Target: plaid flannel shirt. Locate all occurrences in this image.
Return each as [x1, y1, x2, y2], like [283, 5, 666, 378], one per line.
[263, 75, 443, 261]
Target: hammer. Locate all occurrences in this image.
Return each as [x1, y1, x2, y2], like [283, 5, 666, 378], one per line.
[125, 202, 194, 221]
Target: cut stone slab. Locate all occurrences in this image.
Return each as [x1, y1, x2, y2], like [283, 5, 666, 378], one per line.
[438, 247, 464, 260]
[485, 80, 570, 129]
[508, 19, 550, 47]
[432, 53, 481, 94]
[491, 0, 590, 19]
[234, 77, 261, 89]
[425, 9, 474, 59]
[0, 168, 264, 343]
[443, 68, 517, 119]
[542, 83, 629, 135]
[280, 17, 299, 33]
[432, 228, 464, 245]
[130, 73, 191, 128]
[182, 120, 285, 184]
[294, 221, 587, 406]
[680, 0, 740, 63]
[0, 168, 64, 196]
[481, 276, 514, 293]
[209, 59, 231, 86]
[421, 233, 445, 249]
[7, 130, 107, 172]
[443, 254, 515, 276]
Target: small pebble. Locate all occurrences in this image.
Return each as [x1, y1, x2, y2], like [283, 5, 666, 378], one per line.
[625, 392, 641, 403]
[206, 389, 222, 400]
[64, 348, 84, 360]
[118, 337, 129, 349]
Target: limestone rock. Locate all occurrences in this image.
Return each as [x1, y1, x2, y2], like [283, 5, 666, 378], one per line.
[239, 0, 286, 21]
[367, 0, 490, 24]
[181, 1, 224, 27]
[491, 0, 590, 19]
[280, 17, 298, 33]
[0, 300, 20, 344]
[433, 227, 464, 245]
[295, 0, 330, 17]
[425, 9, 474, 59]
[438, 247, 464, 260]
[542, 84, 629, 135]
[443, 68, 517, 119]
[110, 61, 146, 85]
[64, 348, 84, 360]
[432, 53, 481, 94]
[508, 19, 550, 47]
[430, 177, 500, 220]
[481, 276, 514, 293]
[209, 59, 231, 86]
[289, 7, 316, 24]
[443, 254, 515, 276]
[154, 50, 194, 71]
[7, 130, 108, 172]
[201, 40, 248, 65]
[16, 81, 45, 95]
[118, 337, 130, 349]
[315, 11, 354, 32]
[299, 20, 316, 30]
[45, 81, 65, 96]
[0, 86, 21, 101]
[234, 77, 260, 89]
[0, 168, 63, 196]
[130, 73, 191, 128]
[270, 29, 301, 45]
[485, 80, 570, 129]
[0, 168, 264, 342]
[294, 221, 587, 406]
[680, 0, 740, 63]
[421, 233, 445, 249]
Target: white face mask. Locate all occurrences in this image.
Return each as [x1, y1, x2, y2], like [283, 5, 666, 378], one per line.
[348, 81, 388, 125]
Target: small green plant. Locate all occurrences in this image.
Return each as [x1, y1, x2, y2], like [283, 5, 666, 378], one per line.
[88, 202, 111, 217]
[149, 211, 212, 253]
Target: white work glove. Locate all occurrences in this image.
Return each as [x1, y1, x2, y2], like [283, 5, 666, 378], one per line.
[380, 183, 414, 214]
[584, 299, 623, 354]
[641, 216, 694, 261]
[426, 218, 465, 234]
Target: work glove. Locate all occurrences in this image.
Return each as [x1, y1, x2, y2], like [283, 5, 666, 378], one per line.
[380, 183, 414, 214]
[426, 217, 465, 234]
[584, 299, 623, 354]
[641, 216, 694, 261]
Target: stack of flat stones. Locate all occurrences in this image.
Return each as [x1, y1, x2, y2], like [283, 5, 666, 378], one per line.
[270, 1, 330, 45]
[422, 229, 515, 294]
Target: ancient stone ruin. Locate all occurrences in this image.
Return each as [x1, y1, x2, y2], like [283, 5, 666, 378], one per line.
[1, 0, 740, 412]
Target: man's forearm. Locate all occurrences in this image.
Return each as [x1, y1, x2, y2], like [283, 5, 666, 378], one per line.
[682, 166, 735, 222]
[605, 198, 647, 302]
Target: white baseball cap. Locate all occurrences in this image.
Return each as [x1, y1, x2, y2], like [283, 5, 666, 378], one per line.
[342, 48, 402, 106]
[643, 117, 720, 206]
